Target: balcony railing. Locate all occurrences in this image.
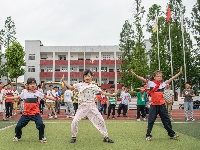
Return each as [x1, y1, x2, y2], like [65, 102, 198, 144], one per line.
[40, 60, 53, 65]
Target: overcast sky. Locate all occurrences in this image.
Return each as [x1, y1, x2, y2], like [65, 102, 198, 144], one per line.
[0, 0, 196, 48]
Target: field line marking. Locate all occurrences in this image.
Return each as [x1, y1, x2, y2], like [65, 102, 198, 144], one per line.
[0, 124, 16, 131]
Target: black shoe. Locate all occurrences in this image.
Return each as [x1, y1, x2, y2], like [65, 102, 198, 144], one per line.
[104, 113, 107, 115]
[69, 137, 76, 143]
[123, 115, 127, 117]
[112, 116, 116, 119]
[103, 137, 114, 143]
[117, 115, 120, 117]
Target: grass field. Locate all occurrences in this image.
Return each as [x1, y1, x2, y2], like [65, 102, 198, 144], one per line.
[0, 120, 200, 150]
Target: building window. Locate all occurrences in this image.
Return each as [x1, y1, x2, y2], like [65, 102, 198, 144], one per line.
[28, 54, 35, 60]
[101, 67, 107, 72]
[28, 66, 35, 72]
[71, 67, 78, 72]
[58, 55, 66, 60]
[47, 67, 53, 72]
[92, 78, 97, 83]
[41, 54, 47, 59]
[91, 67, 97, 72]
[61, 67, 67, 72]
[71, 79, 77, 84]
[109, 69, 114, 72]
[102, 54, 110, 60]
[102, 78, 107, 84]
[109, 81, 114, 84]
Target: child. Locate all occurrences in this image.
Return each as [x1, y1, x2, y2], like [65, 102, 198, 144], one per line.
[64, 87, 74, 118]
[163, 84, 174, 120]
[117, 87, 131, 117]
[100, 89, 108, 115]
[182, 82, 195, 121]
[3, 83, 14, 118]
[5, 78, 57, 143]
[19, 85, 26, 114]
[12, 85, 19, 116]
[46, 85, 57, 119]
[61, 70, 114, 143]
[72, 89, 79, 115]
[0, 83, 7, 121]
[107, 85, 117, 119]
[131, 66, 182, 141]
[136, 86, 147, 121]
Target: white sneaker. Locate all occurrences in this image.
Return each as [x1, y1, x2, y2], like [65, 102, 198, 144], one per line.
[186, 118, 189, 121]
[137, 119, 141, 121]
[49, 115, 53, 119]
[54, 115, 57, 119]
[40, 137, 47, 143]
[13, 137, 21, 142]
[191, 118, 195, 121]
[143, 118, 146, 121]
[66, 115, 69, 118]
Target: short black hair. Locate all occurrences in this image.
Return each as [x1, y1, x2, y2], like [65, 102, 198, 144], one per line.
[83, 70, 93, 77]
[110, 85, 115, 89]
[49, 85, 53, 87]
[12, 85, 17, 87]
[21, 85, 25, 88]
[186, 82, 191, 85]
[27, 78, 36, 84]
[37, 84, 41, 88]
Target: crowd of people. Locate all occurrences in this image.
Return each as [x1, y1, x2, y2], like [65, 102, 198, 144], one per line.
[0, 67, 198, 143]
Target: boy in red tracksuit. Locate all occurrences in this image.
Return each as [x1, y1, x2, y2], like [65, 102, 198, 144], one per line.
[131, 67, 182, 141]
[5, 78, 57, 143]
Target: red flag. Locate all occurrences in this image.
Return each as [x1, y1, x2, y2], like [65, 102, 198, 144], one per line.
[166, 5, 171, 23]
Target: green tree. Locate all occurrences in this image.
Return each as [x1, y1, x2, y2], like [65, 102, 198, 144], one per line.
[119, 20, 135, 87]
[119, 0, 149, 89]
[131, 0, 149, 88]
[146, 0, 196, 95]
[191, 0, 200, 92]
[5, 41, 26, 84]
[0, 16, 16, 48]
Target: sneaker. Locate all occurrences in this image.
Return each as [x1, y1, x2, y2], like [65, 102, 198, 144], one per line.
[40, 137, 47, 143]
[103, 137, 114, 143]
[112, 116, 116, 119]
[13, 113, 17, 116]
[137, 119, 141, 121]
[170, 134, 179, 140]
[185, 118, 189, 121]
[49, 115, 53, 119]
[69, 137, 76, 143]
[13, 137, 21, 142]
[117, 115, 120, 117]
[107, 116, 110, 119]
[190, 118, 195, 121]
[146, 136, 152, 141]
[54, 115, 58, 119]
[170, 117, 173, 121]
[66, 115, 69, 118]
[143, 118, 146, 121]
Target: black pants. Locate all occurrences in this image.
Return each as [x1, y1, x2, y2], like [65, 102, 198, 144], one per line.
[146, 104, 175, 137]
[100, 104, 107, 115]
[15, 114, 45, 140]
[117, 103, 128, 116]
[107, 104, 115, 117]
[137, 105, 145, 119]
[5, 102, 13, 118]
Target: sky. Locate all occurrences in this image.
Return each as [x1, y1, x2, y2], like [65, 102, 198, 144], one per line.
[0, 0, 196, 47]
[0, 0, 196, 82]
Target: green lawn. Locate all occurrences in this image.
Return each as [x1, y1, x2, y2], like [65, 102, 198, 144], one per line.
[0, 120, 199, 150]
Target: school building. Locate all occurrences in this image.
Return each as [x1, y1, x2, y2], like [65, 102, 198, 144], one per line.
[24, 40, 150, 89]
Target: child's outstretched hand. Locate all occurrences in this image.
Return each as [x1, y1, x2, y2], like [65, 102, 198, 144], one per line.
[61, 74, 64, 82]
[131, 69, 136, 76]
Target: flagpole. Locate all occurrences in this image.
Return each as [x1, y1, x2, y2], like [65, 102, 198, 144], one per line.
[181, 14, 187, 83]
[156, 13, 160, 70]
[169, 23, 174, 92]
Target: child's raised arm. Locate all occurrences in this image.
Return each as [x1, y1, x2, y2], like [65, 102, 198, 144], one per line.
[167, 66, 182, 84]
[100, 91, 115, 97]
[131, 69, 146, 82]
[61, 74, 74, 90]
